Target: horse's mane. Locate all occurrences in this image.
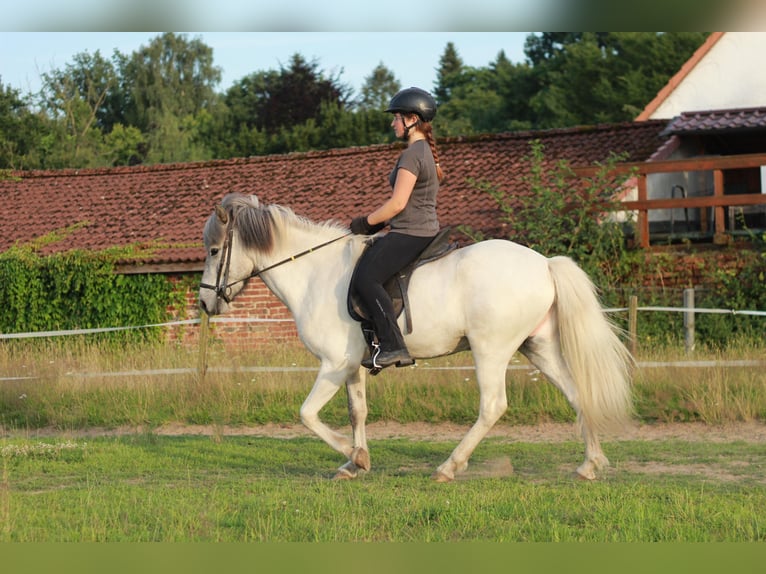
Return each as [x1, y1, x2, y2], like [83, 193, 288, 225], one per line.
[205, 192, 347, 254]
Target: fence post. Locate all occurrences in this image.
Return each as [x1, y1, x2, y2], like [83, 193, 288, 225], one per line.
[683, 288, 695, 355]
[628, 295, 638, 356]
[197, 312, 210, 380]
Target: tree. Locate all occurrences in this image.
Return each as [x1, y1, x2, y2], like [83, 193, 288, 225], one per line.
[357, 63, 400, 111]
[221, 53, 354, 156]
[0, 78, 47, 169]
[116, 33, 222, 163]
[36, 50, 124, 167]
[524, 32, 708, 127]
[120, 33, 221, 131]
[40, 50, 122, 133]
[229, 54, 350, 136]
[104, 124, 146, 166]
[434, 65, 504, 136]
[433, 42, 464, 104]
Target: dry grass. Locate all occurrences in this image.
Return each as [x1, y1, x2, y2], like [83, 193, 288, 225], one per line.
[1, 338, 764, 431]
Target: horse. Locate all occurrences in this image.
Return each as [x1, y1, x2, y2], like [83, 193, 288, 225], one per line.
[198, 192, 634, 482]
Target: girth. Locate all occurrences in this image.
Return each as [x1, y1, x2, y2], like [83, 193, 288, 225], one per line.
[347, 227, 457, 335]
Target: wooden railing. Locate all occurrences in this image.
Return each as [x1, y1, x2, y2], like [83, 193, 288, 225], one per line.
[573, 152, 766, 248]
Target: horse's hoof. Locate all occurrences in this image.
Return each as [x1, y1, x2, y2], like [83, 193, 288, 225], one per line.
[576, 463, 597, 481]
[431, 470, 454, 483]
[333, 468, 357, 480]
[351, 447, 371, 472]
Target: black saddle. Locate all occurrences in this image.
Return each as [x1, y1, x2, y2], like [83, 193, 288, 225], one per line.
[347, 226, 458, 335]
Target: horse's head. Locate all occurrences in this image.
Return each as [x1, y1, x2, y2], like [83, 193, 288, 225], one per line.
[199, 193, 272, 315]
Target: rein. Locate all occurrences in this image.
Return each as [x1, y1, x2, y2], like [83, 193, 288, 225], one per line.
[199, 218, 352, 303]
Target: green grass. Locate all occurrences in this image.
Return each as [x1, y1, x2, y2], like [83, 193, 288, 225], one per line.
[1, 434, 764, 542]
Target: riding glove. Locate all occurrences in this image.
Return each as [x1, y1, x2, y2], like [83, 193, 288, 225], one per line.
[350, 216, 385, 235]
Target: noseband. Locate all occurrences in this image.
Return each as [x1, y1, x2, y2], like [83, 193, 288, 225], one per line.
[199, 215, 237, 303]
[199, 211, 351, 305]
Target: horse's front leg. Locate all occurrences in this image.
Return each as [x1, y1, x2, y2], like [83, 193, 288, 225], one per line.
[336, 367, 371, 479]
[299, 363, 368, 479]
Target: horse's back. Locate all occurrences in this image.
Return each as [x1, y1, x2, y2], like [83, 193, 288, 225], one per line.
[404, 239, 556, 356]
[456, 239, 549, 270]
[452, 238, 554, 307]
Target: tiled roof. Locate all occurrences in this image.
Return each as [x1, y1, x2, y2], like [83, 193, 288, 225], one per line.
[0, 120, 668, 270]
[660, 107, 766, 136]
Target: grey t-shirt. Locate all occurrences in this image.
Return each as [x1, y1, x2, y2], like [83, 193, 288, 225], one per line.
[387, 140, 439, 237]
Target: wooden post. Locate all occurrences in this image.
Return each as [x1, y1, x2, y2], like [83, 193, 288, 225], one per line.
[636, 174, 649, 248]
[197, 312, 210, 380]
[713, 169, 728, 245]
[628, 295, 638, 356]
[683, 288, 695, 355]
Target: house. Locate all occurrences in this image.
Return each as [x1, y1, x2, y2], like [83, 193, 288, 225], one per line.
[0, 122, 668, 346]
[637, 32, 766, 120]
[634, 32, 766, 240]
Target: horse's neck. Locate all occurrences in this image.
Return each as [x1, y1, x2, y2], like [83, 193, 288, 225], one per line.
[254, 224, 359, 312]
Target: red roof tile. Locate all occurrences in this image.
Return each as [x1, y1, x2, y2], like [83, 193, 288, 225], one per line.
[660, 107, 766, 136]
[0, 121, 668, 270]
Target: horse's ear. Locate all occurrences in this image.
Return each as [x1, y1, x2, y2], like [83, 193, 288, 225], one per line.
[215, 204, 228, 224]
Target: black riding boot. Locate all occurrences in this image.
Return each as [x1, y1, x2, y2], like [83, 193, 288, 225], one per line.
[360, 296, 414, 370]
[351, 233, 432, 371]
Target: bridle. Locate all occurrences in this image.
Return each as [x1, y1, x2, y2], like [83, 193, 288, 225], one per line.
[199, 212, 352, 304]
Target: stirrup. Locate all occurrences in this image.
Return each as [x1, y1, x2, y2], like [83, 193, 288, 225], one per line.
[362, 346, 414, 372]
[363, 340, 383, 376]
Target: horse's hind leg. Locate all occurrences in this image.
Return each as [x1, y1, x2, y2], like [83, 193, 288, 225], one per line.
[521, 332, 609, 480]
[433, 348, 512, 482]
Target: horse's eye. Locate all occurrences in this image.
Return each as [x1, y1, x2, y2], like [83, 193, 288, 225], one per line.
[210, 248, 219, 257]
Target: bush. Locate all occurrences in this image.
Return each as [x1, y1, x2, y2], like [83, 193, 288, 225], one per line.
[0, 229, 184, 345]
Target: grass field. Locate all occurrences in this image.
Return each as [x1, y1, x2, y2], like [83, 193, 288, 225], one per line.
[1, 339, 765, 544]
[2, 433, 765, 542]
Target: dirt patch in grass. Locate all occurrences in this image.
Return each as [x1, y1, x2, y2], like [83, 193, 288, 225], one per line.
[8, 421, 765, 484]
[17, 420, 766, 443]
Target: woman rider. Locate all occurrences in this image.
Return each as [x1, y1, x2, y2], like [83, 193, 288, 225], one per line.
[349, 87, 444, 371]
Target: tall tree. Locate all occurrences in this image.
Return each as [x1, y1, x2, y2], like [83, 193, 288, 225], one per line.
[37, 51, 119, 168]
[357, 62, 400, 111]
[0, 79, 47, 169]
[221, 53, 353, 156]
[434, 42, 464, 104]
[118, 33, 222, 163]
[40, 50, 122, 133]
[227, 54, 350, 136]
[524, 32, 708, 127]
[120, 33, 221, 130]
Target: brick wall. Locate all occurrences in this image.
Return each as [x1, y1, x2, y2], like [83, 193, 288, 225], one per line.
[165, 276, 299, 349]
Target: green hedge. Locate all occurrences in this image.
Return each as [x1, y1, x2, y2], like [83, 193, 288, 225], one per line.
[0, 236, 185, 344]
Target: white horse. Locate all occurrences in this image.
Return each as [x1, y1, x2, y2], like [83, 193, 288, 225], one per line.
[199, 193, 634, 482]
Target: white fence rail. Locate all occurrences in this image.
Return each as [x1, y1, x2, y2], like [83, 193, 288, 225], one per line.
[0, 317, 293, 340]
[0, 299, 763, 343]
[2, 300, 763, 382]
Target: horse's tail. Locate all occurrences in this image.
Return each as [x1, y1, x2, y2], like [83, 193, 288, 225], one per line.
[547, 256, 634, 435]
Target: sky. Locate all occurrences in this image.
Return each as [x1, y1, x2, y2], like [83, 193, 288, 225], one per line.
[1, 32, 531, 99]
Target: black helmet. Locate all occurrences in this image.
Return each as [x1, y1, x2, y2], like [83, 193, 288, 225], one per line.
[385, 87, 437, 122]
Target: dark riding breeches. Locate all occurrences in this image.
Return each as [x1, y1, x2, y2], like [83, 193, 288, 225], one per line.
[350, 232, 434, 351]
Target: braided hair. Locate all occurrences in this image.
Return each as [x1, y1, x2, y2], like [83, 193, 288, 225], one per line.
[420, 122, 444, 183]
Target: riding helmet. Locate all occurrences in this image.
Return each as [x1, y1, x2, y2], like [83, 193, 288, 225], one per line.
[385, 87, 437, 122]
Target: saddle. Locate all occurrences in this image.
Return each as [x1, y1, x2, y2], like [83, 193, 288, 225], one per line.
[347, 226, 458, 336]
